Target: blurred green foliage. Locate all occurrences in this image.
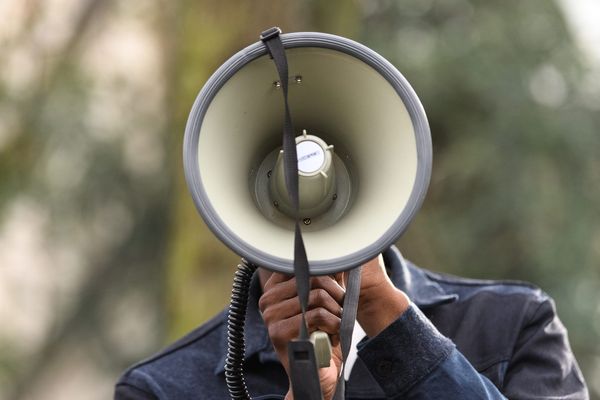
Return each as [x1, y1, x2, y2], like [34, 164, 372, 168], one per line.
[378, 0, 600, 373]
[0, 0, 598, 399]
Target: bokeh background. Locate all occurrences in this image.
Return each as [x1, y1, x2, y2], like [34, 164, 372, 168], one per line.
[1, 0, 599, 399]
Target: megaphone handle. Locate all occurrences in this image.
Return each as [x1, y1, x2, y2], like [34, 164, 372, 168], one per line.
[288, 339, 324, 400]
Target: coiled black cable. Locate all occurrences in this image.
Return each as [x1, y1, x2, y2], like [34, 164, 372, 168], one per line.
[225, 258, 258, 400]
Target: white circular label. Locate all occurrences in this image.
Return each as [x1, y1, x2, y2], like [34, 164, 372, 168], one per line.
[296, 140, 325, 174]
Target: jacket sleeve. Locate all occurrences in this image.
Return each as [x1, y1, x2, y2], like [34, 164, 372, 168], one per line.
[502, 298, 588, 399]
[357, 304, 506, 399]
[357, 302, 588, 399]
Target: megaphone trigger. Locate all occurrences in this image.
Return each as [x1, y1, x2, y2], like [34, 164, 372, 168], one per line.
[310, 331, 332, 368]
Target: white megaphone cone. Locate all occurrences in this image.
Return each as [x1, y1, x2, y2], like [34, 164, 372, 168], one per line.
[183, 32, 431, 275]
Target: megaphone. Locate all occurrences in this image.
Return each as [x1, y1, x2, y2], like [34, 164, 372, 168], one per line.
[183, 31, 431, 275]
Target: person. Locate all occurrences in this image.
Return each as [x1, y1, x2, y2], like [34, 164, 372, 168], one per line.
[114, 246, 588, 399]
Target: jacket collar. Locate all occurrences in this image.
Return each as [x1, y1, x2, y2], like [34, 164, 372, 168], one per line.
[215, 245, 458, 375]
[384, 246, 458, 308]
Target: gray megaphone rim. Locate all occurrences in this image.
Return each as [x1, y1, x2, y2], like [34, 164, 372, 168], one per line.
[183, 31, 432, 275]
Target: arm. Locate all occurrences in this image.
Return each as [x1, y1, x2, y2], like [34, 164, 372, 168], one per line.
[260, 258, 506, 400]
[357, 303, 507, 399]
[355, 256, 507, 399]
[356, 257, 588, 399]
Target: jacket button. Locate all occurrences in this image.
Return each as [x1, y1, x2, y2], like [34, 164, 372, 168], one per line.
[376, 360, 394, 377]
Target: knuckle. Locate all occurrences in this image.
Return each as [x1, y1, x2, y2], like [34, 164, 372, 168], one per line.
[258, 293, 272, 313]
[310, 276, 324, 289]
[313, 307, 328, 323]
[269, 321, 296, 348]
[314, 288, 327, 303]
[261, 308, 273, 324]
[258, 295, 267, 313]
[268, 323, 282, 341]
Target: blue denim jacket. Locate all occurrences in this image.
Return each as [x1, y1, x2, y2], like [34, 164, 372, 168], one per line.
[115, 246, 588, 399]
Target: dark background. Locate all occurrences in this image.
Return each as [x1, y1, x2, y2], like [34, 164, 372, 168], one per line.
[1, 0, 599, 399]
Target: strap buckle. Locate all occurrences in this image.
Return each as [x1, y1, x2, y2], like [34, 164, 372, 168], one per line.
[260, 26, 282, 42]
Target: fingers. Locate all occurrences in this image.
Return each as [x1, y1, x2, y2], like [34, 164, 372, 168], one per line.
[268, 308, 342, 348]
[261, 288, 343, 326]
[263, 272, 293, 292]
[259, 275, 345, 314]
[260, 274, 346, 356]
[312, 276, 346, 304]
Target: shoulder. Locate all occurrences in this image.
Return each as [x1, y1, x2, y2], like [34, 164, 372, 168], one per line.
[125, 308, 227, 372]
[386, 247, 549, 313]
[422, 266, 550, 308]
[115, 309, 228, 399]
[415, 266, 558, 368]
[422, 267, 554, 334]
[395, 260, 587, 398]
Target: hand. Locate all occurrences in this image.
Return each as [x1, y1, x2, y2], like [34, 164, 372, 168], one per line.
[356, 255, 410, 338]
[258, 273, 345, 400]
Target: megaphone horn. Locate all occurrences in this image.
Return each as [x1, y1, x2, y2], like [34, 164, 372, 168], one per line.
[183, 32, 432, 275]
